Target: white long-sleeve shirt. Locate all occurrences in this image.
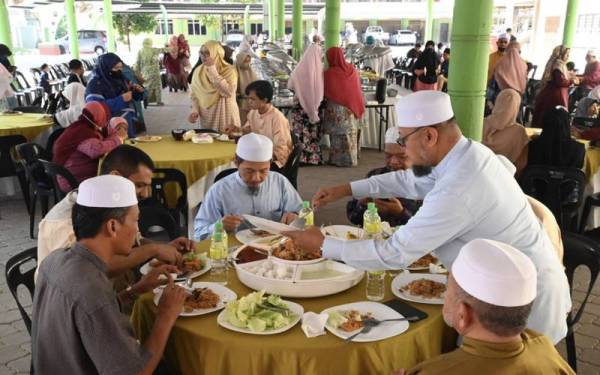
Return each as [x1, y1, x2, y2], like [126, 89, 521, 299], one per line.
[323, 136, 571, 344]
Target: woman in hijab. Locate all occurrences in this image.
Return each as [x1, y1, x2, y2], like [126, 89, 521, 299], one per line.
[135, 38, 164, 105]
[532, 45, 577, 128]
[235, 51, 257, 125]
[528, 106, 585, 168]
[322, 47, 365, 167]
[287, 42, 324, 165]
[483, 89, 529, 172]
[188, 41, 240, 132]
[413, 41, 439, 91]
[494, 42, 528, 95]
[55, 82, 86, 127]
[85, 53, 143, 138]
[164, 36, 188, 92]
[52, 102, 127, 191]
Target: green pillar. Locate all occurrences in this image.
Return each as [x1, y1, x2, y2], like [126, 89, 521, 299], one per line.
[292, 0, 303, 60]
[65, 0, 79, 58]
[305, 19, 313, 35]
[103, 0, 115, 53]
[324, 0, 340, 50]
[424, 0, 433, 41]
[0, 0, 13, 64]
[270, 0, 277, 40]
[447, 0, 493, 141]
[159, 5, 169, 45]
[277, 0, 285, 40]
[401, 18, 409, 29]
[244, 5, 251, 35]
[563, 0, 579, 48]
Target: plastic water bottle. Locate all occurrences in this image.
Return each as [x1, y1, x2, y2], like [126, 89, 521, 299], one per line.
[298, 201, 314, 227]
[209, 220, 228, 285]
[363, 202, 385, 301]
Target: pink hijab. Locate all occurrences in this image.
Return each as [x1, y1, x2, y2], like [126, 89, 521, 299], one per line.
[287, 43, 324, 123]
[494, 42, 528, 94]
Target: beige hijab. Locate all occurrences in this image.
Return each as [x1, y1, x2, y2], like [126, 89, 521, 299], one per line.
[494, 42, 528, 94]
[235, 52, 257, 96]
[191, 41, 237, 109]
[483, 88, 529, 165]
[540, 45, 570, 90]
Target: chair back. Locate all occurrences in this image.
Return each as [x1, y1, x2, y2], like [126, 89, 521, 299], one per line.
[281, 143, 301, 188]
[213, 168, 237, 184]
[40, 159, 78, 201]
[562, 232, 600, 371]
[139, 205, 180, 241]
[0, 135, 27, 178]
[519, 165, 586, 231]
[15, 142, 52, 189]
[15, 71, 32, 89]
[579, 192, 600, 233]
[151, 168, 188, 226]
[4, 247, 37, 335]
[46, 127, 65, 160]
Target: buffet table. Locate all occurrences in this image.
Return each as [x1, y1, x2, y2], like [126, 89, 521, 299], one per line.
[131, 240, 457, 375]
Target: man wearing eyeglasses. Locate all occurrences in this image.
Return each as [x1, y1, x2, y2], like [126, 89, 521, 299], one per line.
[285, 91, 571, 345]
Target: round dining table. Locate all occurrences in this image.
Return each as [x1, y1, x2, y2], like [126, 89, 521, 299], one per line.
[0, 113, 54, 141]
[131, 240, 457, 375]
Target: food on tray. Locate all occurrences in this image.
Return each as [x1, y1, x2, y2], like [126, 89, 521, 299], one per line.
[223, 291, 295, 332]
[400, 278, 446, 299]
[184, 287, 221, 312]
[192, 133, 213, 144]
[272, 240, 319, 261]
[360, 71, 379, 80]
[236, 246, 269, 264]
[243, 260, 293, 280]
[249, 229, 272, 237]
[409, 254, 438, 268]
[149, 252, 207, 275]
[327, 310, 373, 332]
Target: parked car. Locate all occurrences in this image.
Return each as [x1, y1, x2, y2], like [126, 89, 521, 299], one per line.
[389, 30, 417, 46]
[224, 30, 244, 48]
[57, 30, 113, 55]
[363, 26, 390, 44]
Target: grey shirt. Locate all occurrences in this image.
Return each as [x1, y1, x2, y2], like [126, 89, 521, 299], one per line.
[32, 243, 151, 375]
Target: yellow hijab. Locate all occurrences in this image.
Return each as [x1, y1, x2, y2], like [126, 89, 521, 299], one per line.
[191, 41, 237, 109]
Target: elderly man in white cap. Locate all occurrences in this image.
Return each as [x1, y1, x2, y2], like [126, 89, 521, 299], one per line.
[286, 90, 571, 344]
[395, 239, 574, 375]
[346, 127, 420, 227]
[193, 133, 303, 240]
[32, 175, 187, 375]
[487, 33, 509, 82]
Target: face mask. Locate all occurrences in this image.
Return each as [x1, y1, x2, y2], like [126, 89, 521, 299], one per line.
[110, 70, 123, 79]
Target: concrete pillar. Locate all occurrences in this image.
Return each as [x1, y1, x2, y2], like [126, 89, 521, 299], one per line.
[563, 0, 579, 48]
[103, 0, 116, 53]
[447, 0, 494, 141]
[324, 0, 340, 50]
[277, 0, 285, 40]
[244, 5, 251, 35]
[292, 0, 303, 60]
[65, 0, 79, 58]
[0, 0, 13, 63]
[424, 0, 433, 41]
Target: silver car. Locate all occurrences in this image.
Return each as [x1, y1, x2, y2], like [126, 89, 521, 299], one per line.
[57, 30, 113, 55]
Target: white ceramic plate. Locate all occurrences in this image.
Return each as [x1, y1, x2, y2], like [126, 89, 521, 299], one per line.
[217, 300, 304, 335]
[235, 229, 279, 245]
[242, 214, 296, 235]
[322, 301, 410, 342]
[153, 282, 237, 317]
[140, 257, 212, 281]
[322, 225, 364, 241]
[391, 273, 447, 305]
[134, 135, 162, 142]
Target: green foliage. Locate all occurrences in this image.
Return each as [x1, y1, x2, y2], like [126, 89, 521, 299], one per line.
[55, 16, 68, 40]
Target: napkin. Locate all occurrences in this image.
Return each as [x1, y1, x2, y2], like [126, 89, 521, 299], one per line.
[192, 134, 214, 144]
[301, 312, 329, 338]
[429, 263, 446, 274]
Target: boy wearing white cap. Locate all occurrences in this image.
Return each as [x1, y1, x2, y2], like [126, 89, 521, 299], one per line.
[193, 133, 303, 240]
[396, 239, 574, 375]
[32, 175, 187, 374]
[346, 126, 420, 227]
[287, 91, 571, 344]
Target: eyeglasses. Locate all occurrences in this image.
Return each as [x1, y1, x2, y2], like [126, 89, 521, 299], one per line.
[396, 128, 424, 146]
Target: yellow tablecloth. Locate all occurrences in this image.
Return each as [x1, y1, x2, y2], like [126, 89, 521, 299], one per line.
[583, 146, 600, 181]
[0, 113, 54, 141]
[131, 241, 457, 375]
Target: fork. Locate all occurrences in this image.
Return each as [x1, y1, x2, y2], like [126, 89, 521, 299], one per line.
[361, 316, 420, 328]
[344, 325, 373, 343]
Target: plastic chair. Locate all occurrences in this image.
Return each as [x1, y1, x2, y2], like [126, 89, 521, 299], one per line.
[45, 127, 65, 161]
[519, 165, 586, 232]
[139, 205, 180, 241]
[150, 168, 188, 228]
[0, 135, 29, 212]
[522, 78, 541, 125]
[562, 232, 600, 372]
[4, 247, 37, 335]
[213, 168, 237, 184]
[579, 192, 600, 240]
[40, 160, 78, 202]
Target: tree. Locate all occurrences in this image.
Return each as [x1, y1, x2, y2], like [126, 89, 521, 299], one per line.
[113, 11, 157, 51]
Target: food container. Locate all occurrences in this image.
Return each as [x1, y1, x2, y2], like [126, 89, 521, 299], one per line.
[171, 129, 186, 141]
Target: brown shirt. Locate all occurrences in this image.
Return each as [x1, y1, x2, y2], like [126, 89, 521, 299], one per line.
[407, 329, 575, 375]
[32, 243, 150, 375]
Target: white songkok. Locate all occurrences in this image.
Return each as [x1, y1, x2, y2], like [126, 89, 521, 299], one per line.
[384, 127, 400, 144]
[236, 133, 273, 162]
[76, 175, 138, 208]
[452, 239, 537, 307]
[498, 33, 509, 41]
[395, 91, 454, 128]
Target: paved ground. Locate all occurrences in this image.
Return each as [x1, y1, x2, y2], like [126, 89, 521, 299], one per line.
[1, 88, 600, 373]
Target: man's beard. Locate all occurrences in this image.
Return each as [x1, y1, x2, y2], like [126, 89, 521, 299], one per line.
[246, 186, 260, 195]
[412, 165, 433, 177]
[498, 46, 506, 53]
